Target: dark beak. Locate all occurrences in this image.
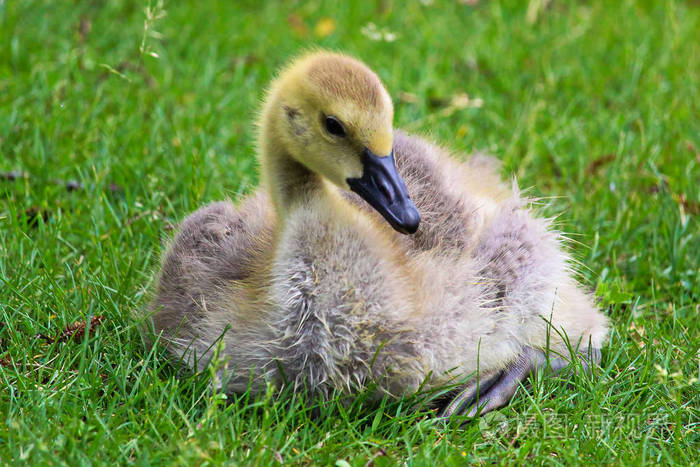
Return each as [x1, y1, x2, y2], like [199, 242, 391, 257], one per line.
[347, 148, 421, 234]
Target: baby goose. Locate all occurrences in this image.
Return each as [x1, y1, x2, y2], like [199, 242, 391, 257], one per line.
[150, 51, 608, 418]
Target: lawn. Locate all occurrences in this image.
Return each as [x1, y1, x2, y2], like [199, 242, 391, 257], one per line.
[1, 0, 698, 464]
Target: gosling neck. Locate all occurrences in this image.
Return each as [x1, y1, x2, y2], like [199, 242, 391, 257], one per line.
[258, 121, 323, 217]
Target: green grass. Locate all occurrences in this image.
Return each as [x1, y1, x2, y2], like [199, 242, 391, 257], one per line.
[1, 0, 698, 464]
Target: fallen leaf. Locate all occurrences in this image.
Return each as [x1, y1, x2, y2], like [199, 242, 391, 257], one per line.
[674, 192, 699, 215]
[78, 15, 92, 42]
[287, 14, 309, 37]
[585, 154, 616, 175]
[21, 206, 51, 228]
[685, 141, 699, 162]
[398, 91, 419, 104]
[231, 54, 259, 70]
[314, 17, 336, 38]
[38, 315, 106, 344]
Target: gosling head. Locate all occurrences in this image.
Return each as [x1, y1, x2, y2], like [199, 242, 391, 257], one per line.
[262, 51, 420, 234]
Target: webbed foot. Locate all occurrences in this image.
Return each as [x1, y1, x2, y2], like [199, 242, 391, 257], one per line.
[440, 346, 601, 419]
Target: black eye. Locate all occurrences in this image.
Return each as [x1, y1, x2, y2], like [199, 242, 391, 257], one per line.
[324, 115, 346, 137]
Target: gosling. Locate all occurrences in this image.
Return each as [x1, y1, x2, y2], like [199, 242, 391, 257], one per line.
[148, 51, 609, 418]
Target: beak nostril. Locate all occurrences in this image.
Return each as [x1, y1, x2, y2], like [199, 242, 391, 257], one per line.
[370, 172, 395, 204]
[378, 182, 394, 204]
